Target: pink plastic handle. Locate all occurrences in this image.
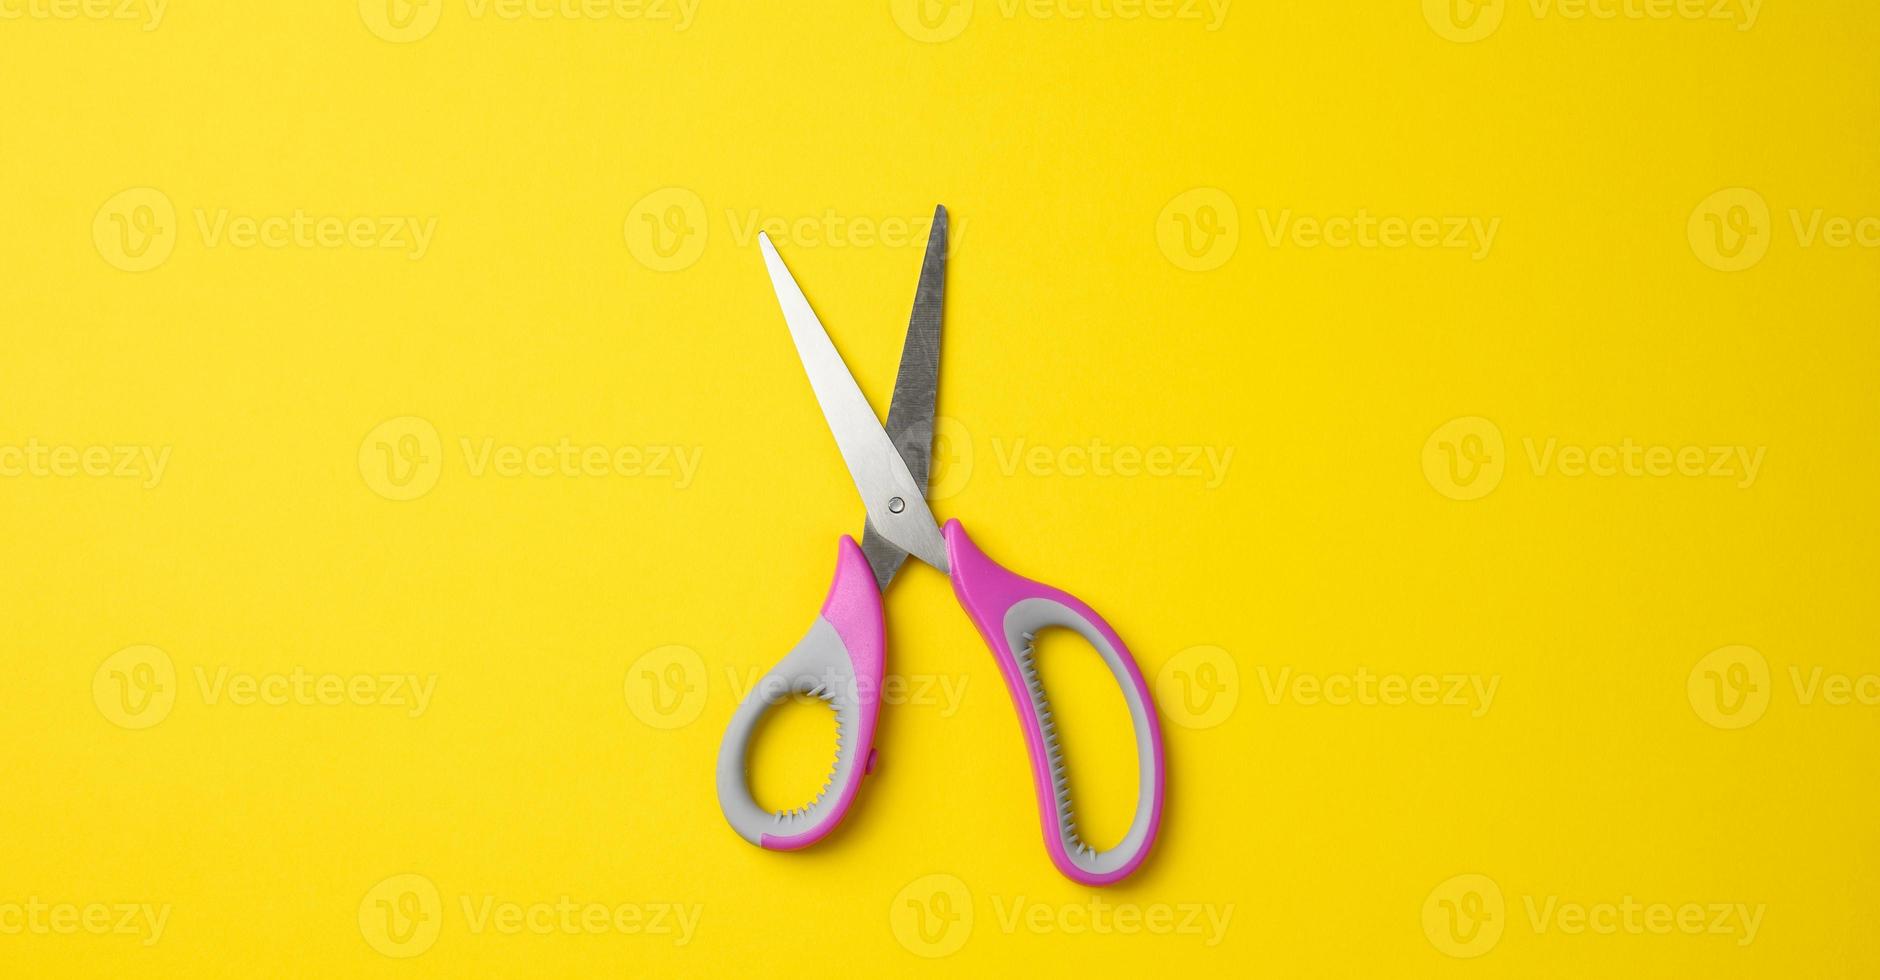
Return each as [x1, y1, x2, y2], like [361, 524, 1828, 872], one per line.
[714, 537, 885, 850]
[943, 520, 1165, 886]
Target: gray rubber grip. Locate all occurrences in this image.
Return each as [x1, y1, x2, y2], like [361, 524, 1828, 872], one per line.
[1004, 597, 1162, 879]
[715, 617, 868, 847]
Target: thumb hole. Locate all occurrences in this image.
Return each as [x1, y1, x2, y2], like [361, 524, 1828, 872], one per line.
[747, 693, 842, 815]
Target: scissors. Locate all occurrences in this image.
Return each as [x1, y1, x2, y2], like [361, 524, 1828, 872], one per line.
[714, 206, 1165, 886]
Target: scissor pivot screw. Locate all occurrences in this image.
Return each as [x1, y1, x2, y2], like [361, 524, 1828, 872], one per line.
[888, 497, 906, 514]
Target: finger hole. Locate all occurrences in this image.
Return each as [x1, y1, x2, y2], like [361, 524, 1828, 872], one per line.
[747, 693, 842, 815]
[1030, 626, 1140, 854]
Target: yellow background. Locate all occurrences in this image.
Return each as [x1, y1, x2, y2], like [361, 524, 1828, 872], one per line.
[3, 0, 1877, 975]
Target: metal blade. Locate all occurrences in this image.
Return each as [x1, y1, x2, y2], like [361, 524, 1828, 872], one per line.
[758, 231, 950, 578]
[860, 205, 947, 588]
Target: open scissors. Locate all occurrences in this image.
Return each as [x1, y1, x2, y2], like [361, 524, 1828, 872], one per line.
[714, 206, 1165, 886]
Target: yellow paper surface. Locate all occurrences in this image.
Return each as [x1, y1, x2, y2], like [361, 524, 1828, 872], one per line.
[2, 1, 1876, 975]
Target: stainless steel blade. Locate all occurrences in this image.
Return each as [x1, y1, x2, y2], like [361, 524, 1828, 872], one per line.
[860, 205, 947, 588]
[758, 231, 950, 577]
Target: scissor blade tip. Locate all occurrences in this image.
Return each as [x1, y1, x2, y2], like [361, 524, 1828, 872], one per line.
[758, 233, 786, 268]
